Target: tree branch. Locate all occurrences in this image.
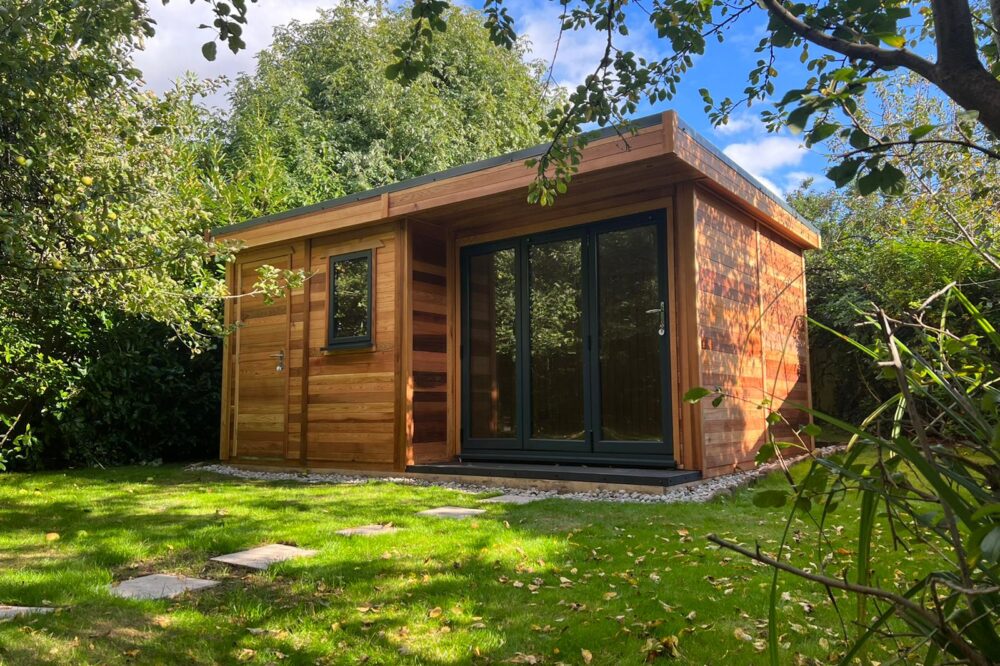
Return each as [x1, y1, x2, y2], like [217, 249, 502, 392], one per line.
[707, 534, 989, 666]
[756, 0, 938, 82]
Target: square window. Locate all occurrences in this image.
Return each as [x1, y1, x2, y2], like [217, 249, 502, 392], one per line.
[326, 250, 373, 349]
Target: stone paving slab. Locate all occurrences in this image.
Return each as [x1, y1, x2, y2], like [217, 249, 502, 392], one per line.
[477, 494, 542, 505]
[0, 605, 54, 621]
[211, 544, 317, 570]
[336, 524, 398, 537]
[416, 506, 486, 519]
[110, 574, 218, 600]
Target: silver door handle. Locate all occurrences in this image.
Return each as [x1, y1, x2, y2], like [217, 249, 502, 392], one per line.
[269, 350, 285, 372]
[645, 302, 665, 336]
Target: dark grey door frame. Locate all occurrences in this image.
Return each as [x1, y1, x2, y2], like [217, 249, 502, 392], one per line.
[460, 209, 674, 467]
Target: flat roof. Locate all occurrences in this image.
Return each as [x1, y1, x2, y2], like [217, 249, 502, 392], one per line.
[211, 111, 818, 237]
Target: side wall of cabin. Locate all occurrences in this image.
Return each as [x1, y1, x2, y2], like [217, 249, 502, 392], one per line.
[691, 187, 812, 477]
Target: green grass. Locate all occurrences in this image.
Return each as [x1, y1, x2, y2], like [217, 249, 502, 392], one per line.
[0, 464, 925, 664]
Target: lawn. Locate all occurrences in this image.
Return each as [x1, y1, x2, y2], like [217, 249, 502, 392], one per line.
[0, 464, 920, 665]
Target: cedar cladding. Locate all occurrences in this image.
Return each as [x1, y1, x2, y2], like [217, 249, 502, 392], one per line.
[409, 223, 450, 463]
[694, 189, 810, 476]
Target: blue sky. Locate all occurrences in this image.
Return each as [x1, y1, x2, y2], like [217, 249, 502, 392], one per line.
[134, 0, 830, 196]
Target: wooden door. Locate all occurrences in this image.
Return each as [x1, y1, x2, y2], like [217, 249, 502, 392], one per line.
[232, 254, 291, 459]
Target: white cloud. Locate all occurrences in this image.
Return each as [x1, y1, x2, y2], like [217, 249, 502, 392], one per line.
[724, 134, 806, 171]
[517, 4, 658, 93]
[714, 113, 761, 136]
[133, 0, 338, 109]
[722, 135, 810, 195]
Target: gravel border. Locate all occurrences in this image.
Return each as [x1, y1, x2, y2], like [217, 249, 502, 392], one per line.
[189, 445, 846, 505]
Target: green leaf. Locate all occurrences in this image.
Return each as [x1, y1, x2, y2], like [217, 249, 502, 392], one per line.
[880, 34, 905, 48]
[752, 489, 788, 508]
[826, 158, 863, 188]
[802, 423, 822, 438]
[980, 526, 1000, 564]
[809, 122, 838, 143]
[785, 106, 811, 134]
[908, 123, 935, 141]
[878, 164, 905, 194]
[201, 41, 217, 61]
[683, 386, 712, 403]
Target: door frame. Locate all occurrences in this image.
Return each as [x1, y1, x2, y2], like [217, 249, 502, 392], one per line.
[459, 209, 675, 467]
[230, 251, 293, 460]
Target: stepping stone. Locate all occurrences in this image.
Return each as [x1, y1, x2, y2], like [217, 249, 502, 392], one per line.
[417, 506, 486, 519]
[0, 605, 54, 621]
[478, 494, 541, 505]
[210, 544, 317, 570]
[110, 574, 218, 600]
[336, 524, 398, 537]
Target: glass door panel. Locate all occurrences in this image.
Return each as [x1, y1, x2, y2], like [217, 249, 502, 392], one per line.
[593, 222, 669, 454]
[466, 247, 519, 444]
[461, 210, 673, 463]
[527, 236, 587, 448]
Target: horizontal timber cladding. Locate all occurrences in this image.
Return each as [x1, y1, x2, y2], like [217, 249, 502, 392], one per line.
[304, 225, 398, 466]
[408, 222, 451, 463]
[692, 188, 811, 477]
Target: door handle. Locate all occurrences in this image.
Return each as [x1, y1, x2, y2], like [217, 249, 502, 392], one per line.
[269, 350, 285, 372]
[645, 302, 665, 336]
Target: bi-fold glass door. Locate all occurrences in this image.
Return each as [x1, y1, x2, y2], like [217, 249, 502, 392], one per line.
[461, 210, 673, 465]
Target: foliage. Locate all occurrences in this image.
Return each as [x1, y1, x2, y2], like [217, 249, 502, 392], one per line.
[690, 286, 1000, 665]
[0, 2, 298, 469]
[1, 1, 553, 470]
[29, 318, 222, 469]
[788, 76, 1000, 422]
[364, 0, 1000, 204]
[215, 2, 555, 223]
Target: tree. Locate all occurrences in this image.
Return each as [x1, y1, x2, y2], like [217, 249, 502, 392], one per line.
[361, 0, 1000, 203]
[212, 3, 555, 222]
[1, 1, 555, 468]
[686, 75, 1000, 664]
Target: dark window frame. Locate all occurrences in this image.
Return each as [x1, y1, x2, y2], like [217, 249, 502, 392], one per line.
[325, 249, 373, 350]
[459, 209, 675, 467]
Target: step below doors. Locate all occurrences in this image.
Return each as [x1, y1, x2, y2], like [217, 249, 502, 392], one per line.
[461, 210, 673, 465]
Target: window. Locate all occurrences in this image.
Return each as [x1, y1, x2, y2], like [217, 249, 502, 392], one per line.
[326, 250, 373, 349]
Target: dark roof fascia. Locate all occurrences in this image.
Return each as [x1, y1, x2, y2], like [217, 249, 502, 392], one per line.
[211, 113, 664, 236]
[673, 115, 819, 237]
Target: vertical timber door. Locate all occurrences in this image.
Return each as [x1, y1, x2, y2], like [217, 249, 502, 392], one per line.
[461, 210, 673, 466]
[232, 253, 292, 460]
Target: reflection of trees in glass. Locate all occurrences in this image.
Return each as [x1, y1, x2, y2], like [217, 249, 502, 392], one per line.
[469, 249, 517, 438]
[530, 239, 585, 440]
[332, 256, 369, 338]
[598, 226, 662, 441]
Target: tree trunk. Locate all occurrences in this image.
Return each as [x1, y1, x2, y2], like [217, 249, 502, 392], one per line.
[932, 64, 1000, 138]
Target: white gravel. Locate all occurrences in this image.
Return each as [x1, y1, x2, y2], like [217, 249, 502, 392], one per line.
[190, 445, 846, 505]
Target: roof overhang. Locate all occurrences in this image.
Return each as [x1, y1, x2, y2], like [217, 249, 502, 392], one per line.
[212, 111, 820, 250]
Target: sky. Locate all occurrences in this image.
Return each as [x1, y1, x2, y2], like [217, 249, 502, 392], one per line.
[133, 0, 829, 197]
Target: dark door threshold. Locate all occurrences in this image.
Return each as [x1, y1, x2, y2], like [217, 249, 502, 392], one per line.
[405, 461, 701, 487]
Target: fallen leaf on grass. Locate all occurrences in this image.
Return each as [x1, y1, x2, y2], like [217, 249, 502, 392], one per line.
[507, 653, 542, 664]
[581, 648, 593, 663]
[733, 627, 754, 642]
[428, 607, 443, 618]
[45, 532, 59, 542]
[643, 635, 681, 660]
